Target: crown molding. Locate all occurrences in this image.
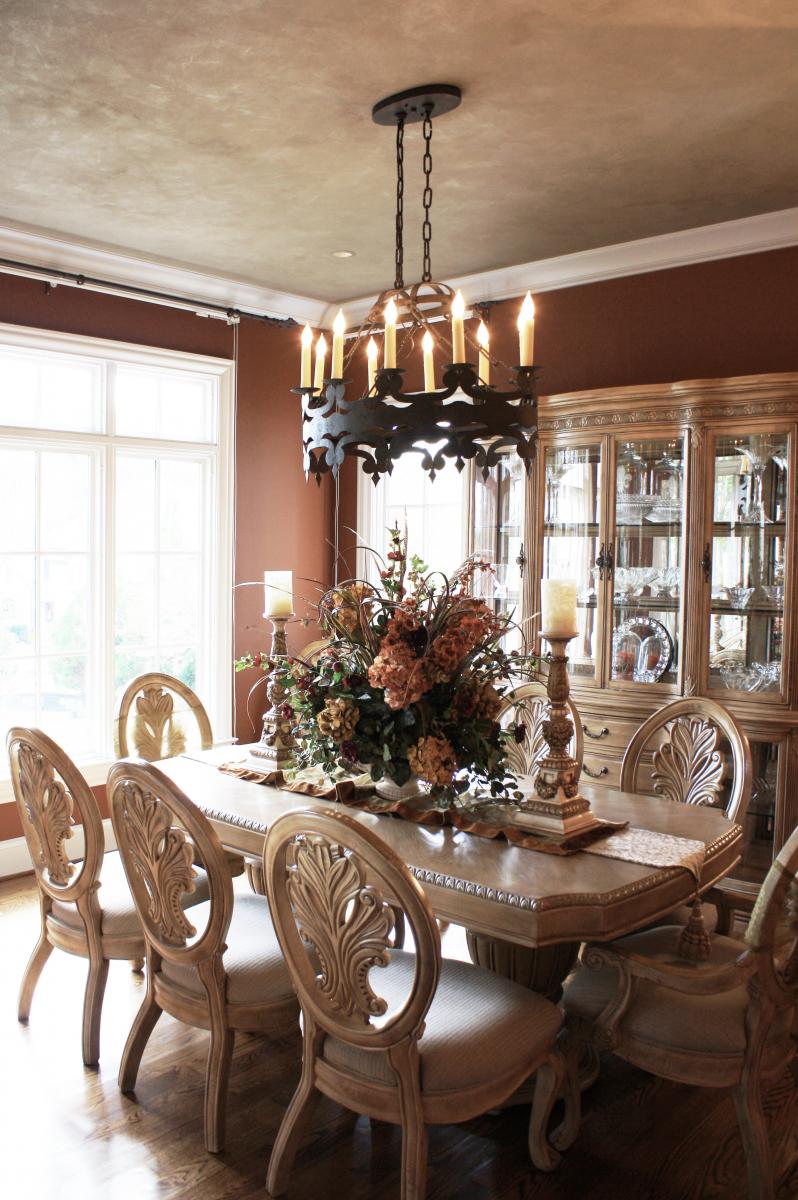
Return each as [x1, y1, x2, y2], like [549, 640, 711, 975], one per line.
[1, 207, 796, 333]
[0, 220, 329, 326]
[321, 206, 798, 326]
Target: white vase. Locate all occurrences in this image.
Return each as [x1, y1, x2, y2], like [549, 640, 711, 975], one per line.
[375, 774, 425, 803]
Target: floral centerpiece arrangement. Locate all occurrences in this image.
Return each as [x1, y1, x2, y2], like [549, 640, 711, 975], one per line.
[236, 529, 533, 806]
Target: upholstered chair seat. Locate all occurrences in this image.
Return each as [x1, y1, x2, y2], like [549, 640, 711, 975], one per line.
[158, 893, 292, 1007]
[321, 949, 563, 1103]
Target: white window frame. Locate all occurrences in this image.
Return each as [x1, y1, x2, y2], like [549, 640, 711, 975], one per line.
[355, 461, 471, 583]
[0, 322, 234, 804]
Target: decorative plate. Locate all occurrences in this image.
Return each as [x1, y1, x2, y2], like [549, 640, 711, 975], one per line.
[612, 616, 674, 683]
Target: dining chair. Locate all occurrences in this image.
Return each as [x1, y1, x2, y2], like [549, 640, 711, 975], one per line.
[115, 671, 215, 760]
[116, 671, 245, 880]
[8, 727, 208, 1067]
[108, 759, 299, 1153]
[263, 806, 579, 1200]
[500, 680, 584, 780]
[620, 697, 752, 936]
[562, 821, 798, 1200]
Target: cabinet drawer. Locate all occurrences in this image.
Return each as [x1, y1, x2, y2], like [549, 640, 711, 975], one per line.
[576, 712, 639, 756]
[580, 749, 656, 793]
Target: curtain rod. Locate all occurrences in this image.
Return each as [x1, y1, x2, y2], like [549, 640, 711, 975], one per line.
[0, 257, 298, 327]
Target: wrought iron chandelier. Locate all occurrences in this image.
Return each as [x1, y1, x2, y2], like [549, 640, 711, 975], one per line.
[295, 84, 540, 483]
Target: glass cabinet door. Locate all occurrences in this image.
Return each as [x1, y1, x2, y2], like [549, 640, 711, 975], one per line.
[541, 443, 603, 681]
[708, 431, 789, 698]
[609, 437, 685, 687]
[472, 457, 526, 651]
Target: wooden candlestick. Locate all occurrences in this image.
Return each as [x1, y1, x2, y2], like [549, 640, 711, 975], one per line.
[249, 616, 296, 770]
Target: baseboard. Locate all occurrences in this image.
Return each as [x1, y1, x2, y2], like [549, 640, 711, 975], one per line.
[0, 818, 117, 880]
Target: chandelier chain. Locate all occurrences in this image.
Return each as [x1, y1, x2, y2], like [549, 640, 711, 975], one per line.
[394, 114, 405, 289]
[421, 103, 433, 283]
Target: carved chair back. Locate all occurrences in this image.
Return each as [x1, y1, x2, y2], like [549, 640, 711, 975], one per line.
[620, 697, 752, 824]
[264, 807, 441, 1051]
[108, 759, 233, 966]
[745, 823, 798, 1004]
[299, 639, 331, 666]
[500, 681, 584, 780]
[7, 727, 104, 905]
[115, 672, 213, 762]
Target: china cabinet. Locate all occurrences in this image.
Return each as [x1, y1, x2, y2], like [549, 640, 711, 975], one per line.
[472, 373, 798, 905]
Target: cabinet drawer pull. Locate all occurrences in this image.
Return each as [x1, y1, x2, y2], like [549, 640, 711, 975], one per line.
[583, 725, 610, 740]
[583, 763, 609, 778]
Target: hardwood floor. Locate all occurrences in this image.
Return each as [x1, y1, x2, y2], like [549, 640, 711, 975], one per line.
[2, 872, 797, 1200]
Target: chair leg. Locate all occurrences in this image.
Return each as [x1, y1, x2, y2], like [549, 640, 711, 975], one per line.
[81, 953, 110, 1068]
[266, 1032, 322, 1196]
[528, 1051, 565, 1172]
[204, 1025, 235, 1154]
[129, 958, 145, 973]
[119, 986, 163, 1093]
[732, 1077, 774, 1200]
[18, 928, 53, 1023]
[550, 1032, 581, 1153]
[398, 1110, 428, 1200]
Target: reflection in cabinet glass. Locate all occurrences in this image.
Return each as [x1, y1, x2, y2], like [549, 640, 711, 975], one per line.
[709, 432, 789, 697]
[472, 457, 525, 651]
[611, 438, 684, 687]
[542, 444, 602, 679]
[738, 740, 780, 887]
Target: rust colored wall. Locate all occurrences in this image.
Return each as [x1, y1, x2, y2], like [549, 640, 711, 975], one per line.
[338, 246, 798, 542]
[0, 273, 334, 840]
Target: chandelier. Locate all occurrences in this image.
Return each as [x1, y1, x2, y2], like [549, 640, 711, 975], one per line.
[295, 84, 540, 483]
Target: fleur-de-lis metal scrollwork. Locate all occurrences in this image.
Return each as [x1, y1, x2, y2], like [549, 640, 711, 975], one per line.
[652, 717, 726, 807]
[288, 836, 394, 1023]
[133, 687, 187, 761]
[120, 782, 197, 945]
[17, 743, 75, 885]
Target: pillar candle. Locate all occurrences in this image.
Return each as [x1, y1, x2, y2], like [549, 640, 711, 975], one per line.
[300, 323, 313, 387]
[331, 308, 345, 379]
[313, 334, 327, 393]
[422, 330, 435, 391]
[264, 570, 294, 618]
[518, 291, 536, 366]
[384, 298, 398, 368]
[451, 289, 466, 362]
[367, 336, 378, 394]
[476, 320, 490, 385]
[540, 578, 577, 637]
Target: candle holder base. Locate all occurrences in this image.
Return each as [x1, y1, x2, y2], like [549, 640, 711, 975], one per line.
[512, 783, 604, 839]
[250, 614, 296, 772]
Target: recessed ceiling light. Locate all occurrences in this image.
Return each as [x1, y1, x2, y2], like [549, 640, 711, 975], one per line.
[332, 249, 355, 258]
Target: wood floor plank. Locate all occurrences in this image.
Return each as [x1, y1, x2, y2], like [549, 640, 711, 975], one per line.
[2, 872, 796, 1200]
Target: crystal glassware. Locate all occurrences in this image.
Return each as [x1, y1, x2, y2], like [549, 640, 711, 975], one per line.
[725, 585, 754, 610]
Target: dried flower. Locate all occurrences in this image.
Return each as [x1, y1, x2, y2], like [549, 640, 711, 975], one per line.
[316, 697, 360, 743]
[408, 735, 458, 788]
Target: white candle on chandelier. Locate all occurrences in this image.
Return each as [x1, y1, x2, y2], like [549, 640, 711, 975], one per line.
[384, 298, 398, 369]
[518, 292, 536, 366]
[451, 289, 466, 363]
[477, 320, 490, 385]
[367, 336, 378, 393]
[540, 578, 577, 638]
[331, 308, 346, 379]
[313, 333, 327, 394]
[422, 330, 435, 391]
[264, 570, 294, 618]
[300, 323, 313, 388]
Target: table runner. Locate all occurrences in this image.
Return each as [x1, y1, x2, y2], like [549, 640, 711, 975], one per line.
[217, 759, 704, 879]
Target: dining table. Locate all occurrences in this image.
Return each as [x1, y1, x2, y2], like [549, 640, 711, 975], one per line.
[155, 746, 743, 1002]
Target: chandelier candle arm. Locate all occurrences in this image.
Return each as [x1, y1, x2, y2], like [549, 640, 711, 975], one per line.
[422, 330, 435, 391]
[451, 289, 466, 363]
[331, 309, 346, 379]
[477, 320, 490, 385]
[384, 298, 398, 368]
[313, 334, 327, 394]
[518, 292, 536, 367]
[300, 323, 312, 388]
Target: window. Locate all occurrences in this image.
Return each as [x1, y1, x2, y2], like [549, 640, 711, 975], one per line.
[0, 324, 233, 787]
[356, 449, 470, 582]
